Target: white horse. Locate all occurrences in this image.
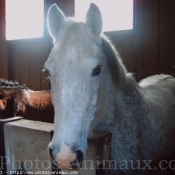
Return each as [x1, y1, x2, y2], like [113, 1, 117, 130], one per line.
[45, 3, 175, 175]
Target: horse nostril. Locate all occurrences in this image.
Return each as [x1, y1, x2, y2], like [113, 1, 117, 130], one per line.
[48, 147, 54, 160]
[76, 150, 84, 163]
[71, 150, 84, 169]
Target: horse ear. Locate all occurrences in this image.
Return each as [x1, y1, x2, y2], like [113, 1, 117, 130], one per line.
[47, 4, 65, 41]
[85, 3, 103, 36]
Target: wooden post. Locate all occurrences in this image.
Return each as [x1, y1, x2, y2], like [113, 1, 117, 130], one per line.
[0, 117, 23, 174]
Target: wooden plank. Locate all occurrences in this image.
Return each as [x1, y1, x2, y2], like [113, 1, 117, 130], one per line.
[0, 0, 3, 78]
[40, 40, 51, 90]
[0, 0, 9, 79]
[1, 43, 8, 79]
[0, 0, 5, 38]
[64, 0, 74, 16]
[0, 0, 8, 79]
[0, 37, 2, 78]
[159, 0, 175, 77]
[139, 0, 159, 79]
[19, 44, 30, 87]
[8, 44, 20, 81]
[29, 43, 41, 90]
[0, 117, 23, 174]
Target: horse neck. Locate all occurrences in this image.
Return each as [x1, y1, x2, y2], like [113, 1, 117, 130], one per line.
[112, 74, 141, 105]
[96, 74, 146, 133]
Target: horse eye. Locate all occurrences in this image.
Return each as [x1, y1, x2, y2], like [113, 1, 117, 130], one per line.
[92, 66, 102, 76]
[43, 68, 50, 77]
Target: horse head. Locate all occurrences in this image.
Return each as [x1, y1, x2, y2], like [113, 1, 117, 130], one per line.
[46, 3, 109, 169]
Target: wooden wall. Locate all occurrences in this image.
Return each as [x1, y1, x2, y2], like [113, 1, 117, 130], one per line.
[159, 0, 175, 77]
[8, 38, 52, 90]
[0, 0, 175, 90]
[138, 0, 175, 79]
[0, 0, 8, 79]
[108, 0, 175, 81]
[0, 0, 75, 90]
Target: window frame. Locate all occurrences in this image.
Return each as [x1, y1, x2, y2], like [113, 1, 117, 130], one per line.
[6, 0, 137, 45]
[104, 0, 137, 36]
[5, 0, 53, 45]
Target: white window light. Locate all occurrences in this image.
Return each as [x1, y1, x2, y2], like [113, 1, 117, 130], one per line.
[6, 0, 44, 40]
[75, 0, 133, 32]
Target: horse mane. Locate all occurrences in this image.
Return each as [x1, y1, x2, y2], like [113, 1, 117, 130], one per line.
[101, 35, 138, 93]
[0, 79, 54, 122]
[0, 78, 28, 89]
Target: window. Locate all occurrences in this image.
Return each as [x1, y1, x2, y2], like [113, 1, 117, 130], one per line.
[6, 0, 44, 40]
[75, 0, 133, 32]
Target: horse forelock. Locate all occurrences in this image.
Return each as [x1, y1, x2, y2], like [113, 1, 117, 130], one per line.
[55, 19, 101, 55]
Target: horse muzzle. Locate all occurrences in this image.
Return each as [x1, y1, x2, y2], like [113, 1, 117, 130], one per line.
[48, 143, 84, 170]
